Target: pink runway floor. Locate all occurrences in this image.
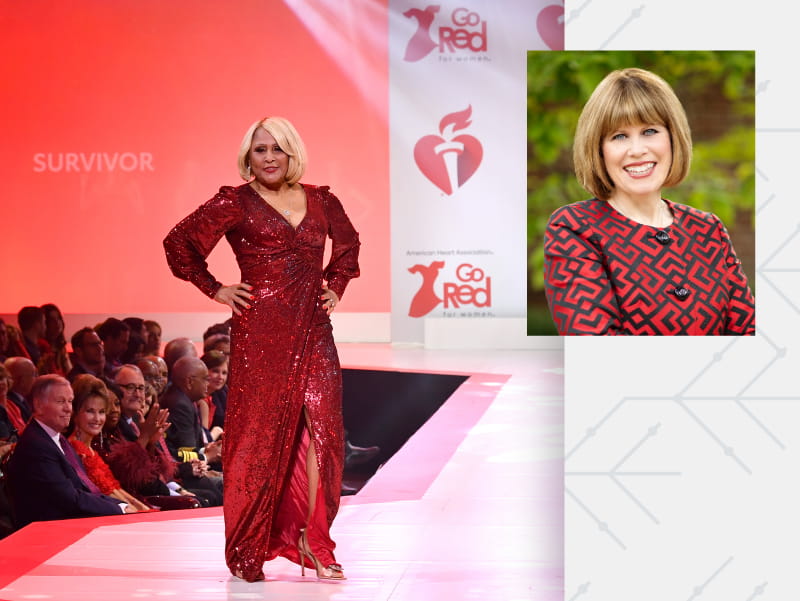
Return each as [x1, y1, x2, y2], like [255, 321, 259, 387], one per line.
[0, 344, 563, 601]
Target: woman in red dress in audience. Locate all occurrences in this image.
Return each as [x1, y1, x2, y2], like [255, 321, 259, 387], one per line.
[164, 116, 360, 582]
[67, 374, 153, 512]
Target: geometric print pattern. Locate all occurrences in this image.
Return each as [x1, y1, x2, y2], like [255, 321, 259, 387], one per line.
[544, 198, 755, 335]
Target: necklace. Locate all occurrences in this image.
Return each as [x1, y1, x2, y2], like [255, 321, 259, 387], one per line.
[252, 183, 292, 216]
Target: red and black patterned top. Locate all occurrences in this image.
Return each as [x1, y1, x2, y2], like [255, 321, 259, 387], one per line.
[544, 198, 755, 335]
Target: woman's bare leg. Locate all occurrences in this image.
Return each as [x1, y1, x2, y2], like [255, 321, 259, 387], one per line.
[298, 408, 344, 579]
[303, 408, 319, 524]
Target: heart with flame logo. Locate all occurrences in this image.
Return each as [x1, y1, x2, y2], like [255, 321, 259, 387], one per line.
[413, 106, 483, 195]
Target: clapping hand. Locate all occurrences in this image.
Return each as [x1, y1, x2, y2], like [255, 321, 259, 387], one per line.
[191, 459, 209, 477]
[138, 401, 170, 448]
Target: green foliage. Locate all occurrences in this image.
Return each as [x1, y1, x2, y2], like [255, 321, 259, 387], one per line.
[527, 50, 755, 306]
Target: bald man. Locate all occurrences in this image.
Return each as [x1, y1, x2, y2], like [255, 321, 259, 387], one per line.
[161, 356, 223, 505]
[162, 337, 198, 376]
[4, 356, 36, 422]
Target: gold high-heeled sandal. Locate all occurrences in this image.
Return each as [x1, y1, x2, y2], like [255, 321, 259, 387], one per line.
[298, 528, 346, 580]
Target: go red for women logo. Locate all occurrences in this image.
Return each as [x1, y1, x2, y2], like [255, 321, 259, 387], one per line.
[413, 106, 483, 195]
[408, 261, 492, 317]
[402, 6, 488, 62]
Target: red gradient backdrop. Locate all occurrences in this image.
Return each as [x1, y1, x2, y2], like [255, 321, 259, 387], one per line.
[0, 1, 388, 314]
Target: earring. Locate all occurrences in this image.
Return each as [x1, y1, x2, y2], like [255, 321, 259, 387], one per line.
[246, 164, 252, 179]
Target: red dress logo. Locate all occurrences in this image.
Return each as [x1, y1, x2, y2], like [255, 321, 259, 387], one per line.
[408, 260, 445, 317]
[402, 6, 487, 62]
[413, 106, 483, 195]
[402, 5, 440, 61]
[408, 261, 493, 317]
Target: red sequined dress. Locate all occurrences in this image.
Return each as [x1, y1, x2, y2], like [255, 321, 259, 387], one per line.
[544, 198, 755, 335]
[163, 183, 360, 581]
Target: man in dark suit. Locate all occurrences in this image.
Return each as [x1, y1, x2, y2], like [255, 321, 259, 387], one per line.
[5, 375, 130, 528]
[161, 356, 223, 504]
[113, 364, 147, 443]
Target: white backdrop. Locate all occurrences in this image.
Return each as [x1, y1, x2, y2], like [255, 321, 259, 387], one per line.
[564, 1, 800, 599]
[388, 0, 559, 343]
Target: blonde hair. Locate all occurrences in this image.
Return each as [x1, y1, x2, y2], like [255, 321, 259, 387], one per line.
[573, 68, 692, 200]
[236, 116, 307, 185]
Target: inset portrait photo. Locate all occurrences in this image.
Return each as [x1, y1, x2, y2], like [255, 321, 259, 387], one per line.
[527, 51, 755, 336]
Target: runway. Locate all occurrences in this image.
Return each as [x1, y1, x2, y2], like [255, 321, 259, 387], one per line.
[0, 343, 562, 601]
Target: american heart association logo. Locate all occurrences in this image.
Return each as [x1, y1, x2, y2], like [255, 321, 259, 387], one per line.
[413, 105, 483, 195]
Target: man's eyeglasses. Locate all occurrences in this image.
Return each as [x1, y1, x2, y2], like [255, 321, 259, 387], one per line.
[119, 383, 146, 394]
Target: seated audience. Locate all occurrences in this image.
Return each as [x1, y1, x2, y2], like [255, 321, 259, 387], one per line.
[110, 366, 217, 506]
[200, 350, 228, 437]
[161, 356, 223, 502]
[4, 356, 36, 424]
[142, 382, 158, 419]
[2, 321, 28, 360]
[203, 333, 230, 357]
[113, 364, 151, 442]
[71, 375, 199, 511]
[162, 357, 221, 464]
[66, 374, 151, 512]
[122, 317, 148, 342]
[0, 364, 25, 437]
[5, 375, 134, 528]
[0, 368, 14, 536]
[136, 357, 163, 399]
[40, 303, 72, 376]
[144, 355, 169, 397]
[0, 318, 9, 363]
[121, 317, 147, 365]
[66, 327, 108, 384]
[92, 384, 126, 457]
[163, 337, 198, 376]
[16, 306, 46, 367]
[143, 320, 162, 356]
[121, 334, 145, 366]
[202, 321, 230, 342]
[96, 318, 130, 380]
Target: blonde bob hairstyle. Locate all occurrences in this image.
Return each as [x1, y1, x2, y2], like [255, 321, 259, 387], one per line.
[573, 68, 692, 201]
[237, 116, 307, 185]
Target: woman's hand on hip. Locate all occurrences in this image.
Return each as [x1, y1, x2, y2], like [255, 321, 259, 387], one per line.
[320, 286, 340, 315]
[214, 283, 253, 315]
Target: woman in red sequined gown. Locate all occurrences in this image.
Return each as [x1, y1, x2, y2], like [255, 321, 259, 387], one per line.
[163, 117, 359, 582]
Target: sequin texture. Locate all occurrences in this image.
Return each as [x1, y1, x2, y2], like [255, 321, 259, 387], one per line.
[164, 183, 360, 581]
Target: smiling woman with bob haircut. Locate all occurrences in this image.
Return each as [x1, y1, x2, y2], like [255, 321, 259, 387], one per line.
[543, 67, 755, 335]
